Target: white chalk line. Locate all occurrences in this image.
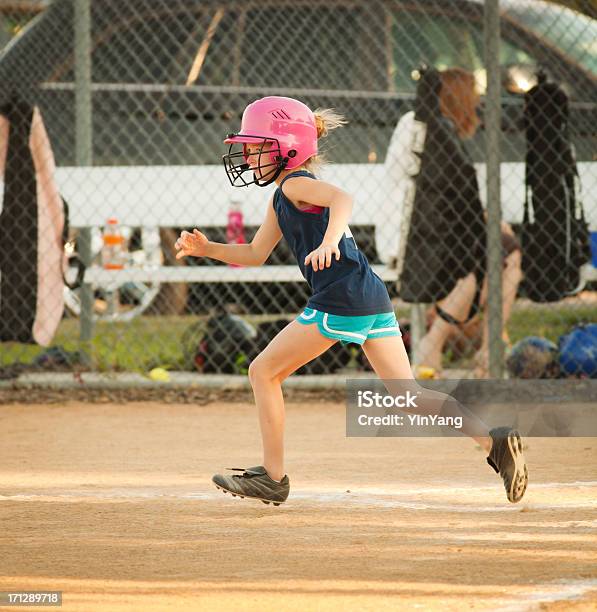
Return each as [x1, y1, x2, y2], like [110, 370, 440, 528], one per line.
[0, 481, 595, 513]
[495, 579, 597, 611]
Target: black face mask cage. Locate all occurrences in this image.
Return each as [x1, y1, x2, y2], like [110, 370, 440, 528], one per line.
[222, 135, 287, 187]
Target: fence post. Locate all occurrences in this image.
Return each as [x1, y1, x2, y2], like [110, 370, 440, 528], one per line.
[484, 0, 504, 379]
[74, 0, 94, 349]
[410, 303, 427, 368]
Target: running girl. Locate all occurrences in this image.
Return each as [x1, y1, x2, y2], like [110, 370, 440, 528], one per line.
[175, 96, 528, 506]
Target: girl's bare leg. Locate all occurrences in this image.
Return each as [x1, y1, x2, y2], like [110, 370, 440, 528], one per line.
[248, 321, 337, 481]
[362, 335, 491, 451]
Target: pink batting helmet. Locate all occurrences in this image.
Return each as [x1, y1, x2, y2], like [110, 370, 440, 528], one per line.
[222, 96, 317, 187]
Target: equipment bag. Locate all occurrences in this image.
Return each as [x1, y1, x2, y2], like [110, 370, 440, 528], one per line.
[399, 68, 486, 305]
[558, 323, 597, 378]
[521, 75, 591, 302]
[0, 98, 67, 345]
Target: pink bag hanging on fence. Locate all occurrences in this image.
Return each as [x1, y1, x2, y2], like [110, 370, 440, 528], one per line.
[0, 98, 66, 346]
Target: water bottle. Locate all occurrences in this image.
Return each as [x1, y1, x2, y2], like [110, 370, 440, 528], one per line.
[226, 197, 246, 268]
[102, 217, 126, 270]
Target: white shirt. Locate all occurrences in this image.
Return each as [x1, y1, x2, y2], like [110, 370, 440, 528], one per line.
[377, 111, 428, 270]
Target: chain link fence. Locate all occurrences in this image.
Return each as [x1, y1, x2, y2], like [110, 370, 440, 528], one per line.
[0, 0, 595, 379]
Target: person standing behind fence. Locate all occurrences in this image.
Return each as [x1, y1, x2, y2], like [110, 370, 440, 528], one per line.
[393, 68, 522, 378]
[174, 95, 527, 506]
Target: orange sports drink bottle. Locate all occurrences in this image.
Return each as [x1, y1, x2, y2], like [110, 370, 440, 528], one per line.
[102, 217, 126, 270]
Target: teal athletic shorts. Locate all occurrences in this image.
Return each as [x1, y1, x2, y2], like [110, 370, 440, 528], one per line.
[296, 308, 401, 346]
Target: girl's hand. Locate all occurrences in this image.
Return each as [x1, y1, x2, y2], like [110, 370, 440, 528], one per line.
[304, 243, 340, 272]
[175, 229, 209, 259]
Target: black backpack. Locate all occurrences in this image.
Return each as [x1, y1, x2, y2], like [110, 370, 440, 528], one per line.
[521, 75, 591, 302]
[189, 312, 257, 374]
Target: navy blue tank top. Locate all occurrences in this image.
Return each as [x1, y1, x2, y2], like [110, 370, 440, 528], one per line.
[273, 170, 393, 316]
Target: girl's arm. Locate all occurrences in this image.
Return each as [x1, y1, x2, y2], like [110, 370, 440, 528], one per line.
[175, 196, 282, 266]
[282, 176, 353, 271]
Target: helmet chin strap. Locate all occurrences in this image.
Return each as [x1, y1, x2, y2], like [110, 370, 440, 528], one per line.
[254, 158, 288, 187]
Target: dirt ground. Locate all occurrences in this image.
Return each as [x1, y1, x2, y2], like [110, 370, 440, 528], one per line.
[0, 400, 595, 611]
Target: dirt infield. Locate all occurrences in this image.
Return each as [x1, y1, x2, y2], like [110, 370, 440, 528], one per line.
[0, 400, 595, 611]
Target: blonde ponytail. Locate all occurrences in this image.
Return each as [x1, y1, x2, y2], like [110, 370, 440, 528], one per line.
[313, 108, 347, 139]
[304, 108, 347, 172]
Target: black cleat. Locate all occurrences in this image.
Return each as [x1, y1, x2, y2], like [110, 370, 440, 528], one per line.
[212, 466, 290, 505]
[487, 427, 529, 503]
